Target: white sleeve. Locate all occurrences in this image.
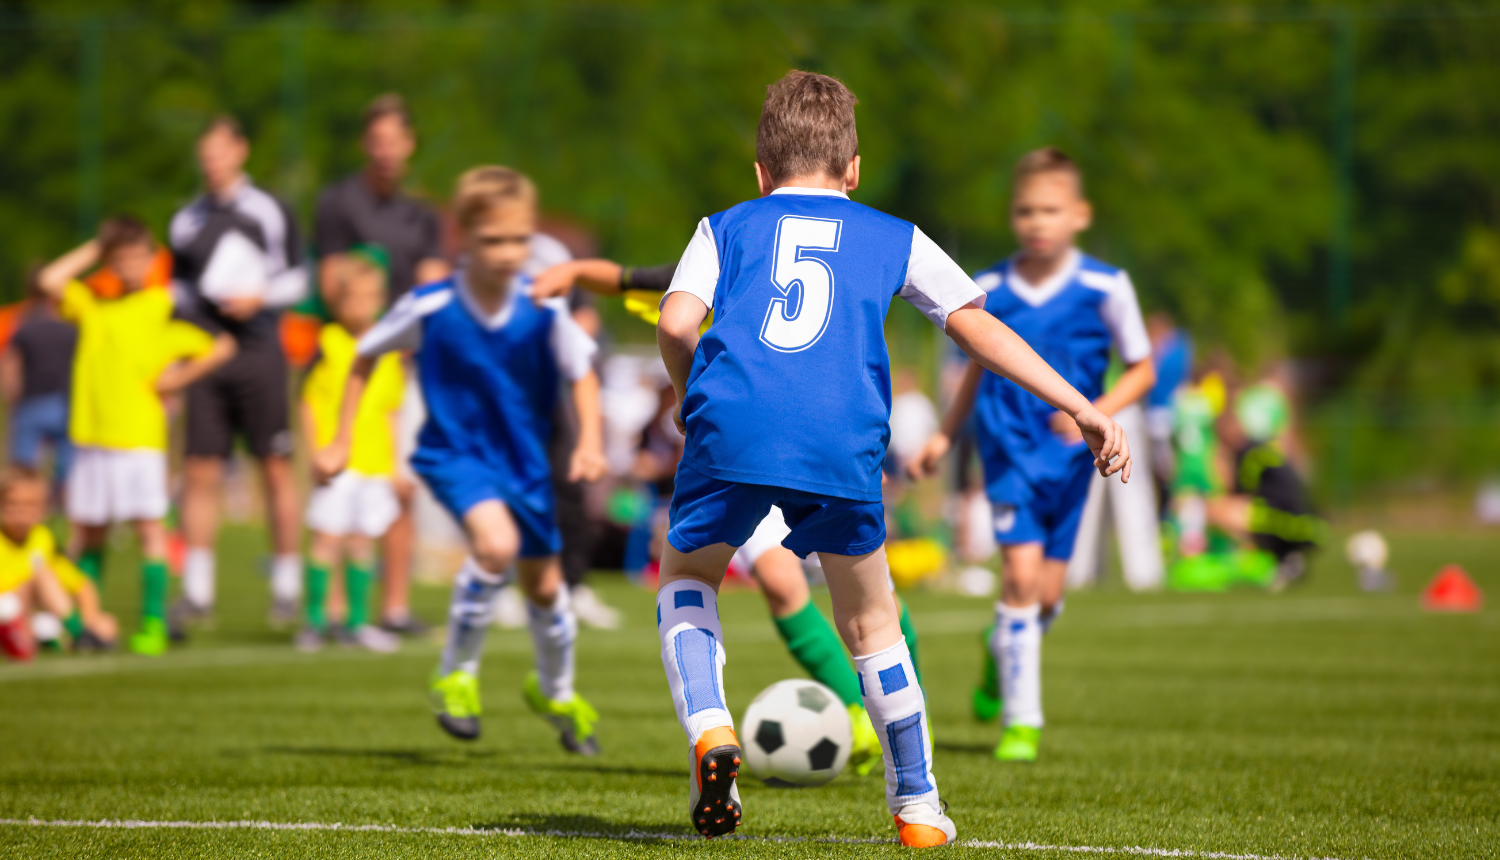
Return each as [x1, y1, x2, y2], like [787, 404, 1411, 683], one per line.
[357, 290, 430, 358]
[899, 226, 987, 328]
[546, 298, 599, 382]
[1100, 271, 1153, 364]
[262, 265, 309, 309]
[661, 218, 720, 311]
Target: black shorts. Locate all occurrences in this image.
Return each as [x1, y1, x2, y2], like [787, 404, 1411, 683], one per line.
[185, 344, 293, 460]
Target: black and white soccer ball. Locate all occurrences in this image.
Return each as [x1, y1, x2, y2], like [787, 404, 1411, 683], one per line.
[741, 679, 851, 787]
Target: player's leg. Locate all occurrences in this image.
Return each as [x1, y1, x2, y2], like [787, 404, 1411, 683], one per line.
[64, 449, 107, 584]
[820, 546, 954, 847]
[516, 553, 597, 754]
[298, 530, 339, 652]
[129, 517, 173, 656]
[377, 478, 421, 633]
[994, 540, 1046, 761]
[341, 533, 397, 652]
[428, 498, 520, 741]
[178, 370, 231, 625]
[260, 453, 303, 627]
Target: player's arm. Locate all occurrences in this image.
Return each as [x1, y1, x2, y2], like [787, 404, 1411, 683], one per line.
[947, 307, 1129, 480]
[37, 240, 101, 298]
[155, 333, 236, 395]
[1, 346, 21, 407]
[658, 292, 710, 433]
[907, 359, 984, 480]
[531, 259, 626, 301]
[568, 370, 608, 482]
[314, 356, 374, 483]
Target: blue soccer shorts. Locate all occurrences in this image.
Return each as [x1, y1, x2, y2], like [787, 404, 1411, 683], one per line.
[668, 461, 885, 558]
[412, 452, 562, 559]
[991, 457, 1097, 561]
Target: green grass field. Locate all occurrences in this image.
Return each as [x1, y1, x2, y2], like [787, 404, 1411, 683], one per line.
[1, 526, 1496, 859]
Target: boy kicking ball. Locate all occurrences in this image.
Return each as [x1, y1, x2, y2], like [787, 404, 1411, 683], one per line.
[37, 217, 235, 656]
[911, 148, 1155, 763]
[654, 72, 1129, 845]
[316, 167, 609, 752]
[299, 247, 403, 653]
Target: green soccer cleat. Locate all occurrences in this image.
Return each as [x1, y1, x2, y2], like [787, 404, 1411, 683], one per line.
[128, 617, 169, 657]
[995, 725, 1041, 762]
[523, 671, 600, 755]
[974, 624, 1001, 722]
[972, 684, 1002, 723]
[847, 704, 882, 776]
[429, 668, 482, 741]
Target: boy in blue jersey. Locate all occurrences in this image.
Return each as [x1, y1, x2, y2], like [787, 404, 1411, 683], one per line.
[911, 148, 1156, 763]
[316, 166, 609, 753]
[655, 73, 1131, 846]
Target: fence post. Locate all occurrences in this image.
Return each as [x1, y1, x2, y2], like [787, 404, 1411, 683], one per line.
[77, 15, 103, 240]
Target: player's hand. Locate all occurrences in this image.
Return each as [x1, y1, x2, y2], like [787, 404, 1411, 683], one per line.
[1074, 404, 1130, 482]
[154, 365, 189, 395]
[530, 262, 579, 304]
[906, 432, 952, 481]
[312, 441, 349, 486]
[568, 444, 608, 483]
[220, 295, 265, 320]
[1049, 410, 1085, 445]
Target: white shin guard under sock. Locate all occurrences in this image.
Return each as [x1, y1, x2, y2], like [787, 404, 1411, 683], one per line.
[526, 583, 577, 702]
[656, 580, 732, 745]
[270, 554, 303, 603]
[854, 640, 940, 815]
[994, 602, 1043, 728]
[183, 548, 216, 609]
[441, 558, 506, 676]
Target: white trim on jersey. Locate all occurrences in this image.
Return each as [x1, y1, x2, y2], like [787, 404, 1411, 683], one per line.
[1003, 248, 1081, 307]
[663, 217, 720, 311]
[900, 226, 987, 329]
[357, 288, 450, 357]
[1077, 268, 1153, 365]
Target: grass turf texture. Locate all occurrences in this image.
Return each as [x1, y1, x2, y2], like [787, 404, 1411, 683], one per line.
[1, 526, 1497, 859]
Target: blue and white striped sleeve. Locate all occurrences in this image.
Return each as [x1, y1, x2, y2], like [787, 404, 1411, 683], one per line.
[357, 289, 442, 358]
[661, 217, 720, 311]
[899, 226, 987, 329]
[1099, 271, 1152, 364]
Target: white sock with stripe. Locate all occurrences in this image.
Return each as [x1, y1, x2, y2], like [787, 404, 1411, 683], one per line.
[440, 558, 505, 676]
[656, 580, 733, 745]
[527, 583, 577, 701]
[270, 554, 302, 604]
[994, 602, 1044, 728]
[854, 639, 940, 815]
[183, 548, 215, 610]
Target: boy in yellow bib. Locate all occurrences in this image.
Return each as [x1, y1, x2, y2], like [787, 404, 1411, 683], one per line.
[38, 216, 236, 656]
[298, 247, 404, 652]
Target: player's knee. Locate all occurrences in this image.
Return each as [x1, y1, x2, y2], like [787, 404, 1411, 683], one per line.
[471, 533, 518, 575]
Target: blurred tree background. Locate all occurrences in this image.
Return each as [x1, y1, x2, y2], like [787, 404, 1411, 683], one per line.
[0, 1, 1497, 507]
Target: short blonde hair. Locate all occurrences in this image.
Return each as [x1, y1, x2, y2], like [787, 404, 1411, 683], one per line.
[452, 166, 536, 228]
[1013, 147, 1083, 192]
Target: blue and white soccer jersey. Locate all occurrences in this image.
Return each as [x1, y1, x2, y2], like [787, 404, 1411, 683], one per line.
[662, 187, 984, 557]
[971, 249, 1151, 559]
[356, 272, 597, 557]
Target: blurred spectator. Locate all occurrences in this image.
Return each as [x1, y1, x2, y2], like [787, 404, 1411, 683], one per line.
[168, 116, 308, 631]
[1145, 311, 1192, 510]
[3, 266, 77, 498]
[314, 94, 450, 635]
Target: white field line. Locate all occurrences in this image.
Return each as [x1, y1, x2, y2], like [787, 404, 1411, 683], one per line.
[0, 817, 1363, 859]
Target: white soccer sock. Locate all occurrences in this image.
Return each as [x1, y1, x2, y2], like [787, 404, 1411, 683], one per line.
[526, 583, 577, 702]
[270, 554, 303, 603]
[656, 580, 732, 746]
[440, 558, 506, 676]
[854, 639, 940, 815]
[994, 602, 1044, 728]
[1039, 598, 1065, 635]
[183, 548, 216, 609]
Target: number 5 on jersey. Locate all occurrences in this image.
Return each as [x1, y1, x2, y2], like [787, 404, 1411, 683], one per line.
[761, 215, 842, 353]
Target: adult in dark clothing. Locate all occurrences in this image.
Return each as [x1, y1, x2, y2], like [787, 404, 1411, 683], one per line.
[168, 115, 309, 629]
[312, 94, 450, 635]
[3, 271, 78, 493]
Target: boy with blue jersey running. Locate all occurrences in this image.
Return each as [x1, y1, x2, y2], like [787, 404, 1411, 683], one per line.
[911, 148, 1156, 764]
[316, 166, 608, 753]
[655, 73, 1130, 846]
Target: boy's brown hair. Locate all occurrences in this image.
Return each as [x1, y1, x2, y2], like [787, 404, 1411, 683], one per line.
[0, 467, 44, 502]
[1013, 147, 1084, 192]
[756, 70, 859, 185]
[202, 113, 245, 141]
[364, 93, 412, 131]
[97, 215, 154, 256]
[452, 166, 536, 228]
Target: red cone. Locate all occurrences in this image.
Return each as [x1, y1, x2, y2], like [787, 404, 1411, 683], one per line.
[1421, 565, 1484, 613]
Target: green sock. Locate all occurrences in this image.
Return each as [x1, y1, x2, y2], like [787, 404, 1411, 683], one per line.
[78, 548, 104, 584]
[141, 558, 169, 622]
[980, 622, 999, 698]
[64, 611, 85, 640]
[898, 599, 923, 685]
[305, 562, 330, 630]
[345, 561, 374, 629]
[772, 600, 862, 707]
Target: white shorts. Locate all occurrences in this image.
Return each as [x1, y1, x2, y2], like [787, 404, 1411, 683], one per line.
[66, 447, 169, 525]
[306, 471, 400, 538]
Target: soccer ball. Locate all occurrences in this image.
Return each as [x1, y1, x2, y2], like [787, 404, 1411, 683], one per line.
[741, 679, 851, 787]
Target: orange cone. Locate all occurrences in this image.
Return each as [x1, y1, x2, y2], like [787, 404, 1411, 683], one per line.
[1421, 565, 1484, 613]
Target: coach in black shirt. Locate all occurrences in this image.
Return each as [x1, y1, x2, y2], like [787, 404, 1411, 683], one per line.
[313, 94, 450, 635]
